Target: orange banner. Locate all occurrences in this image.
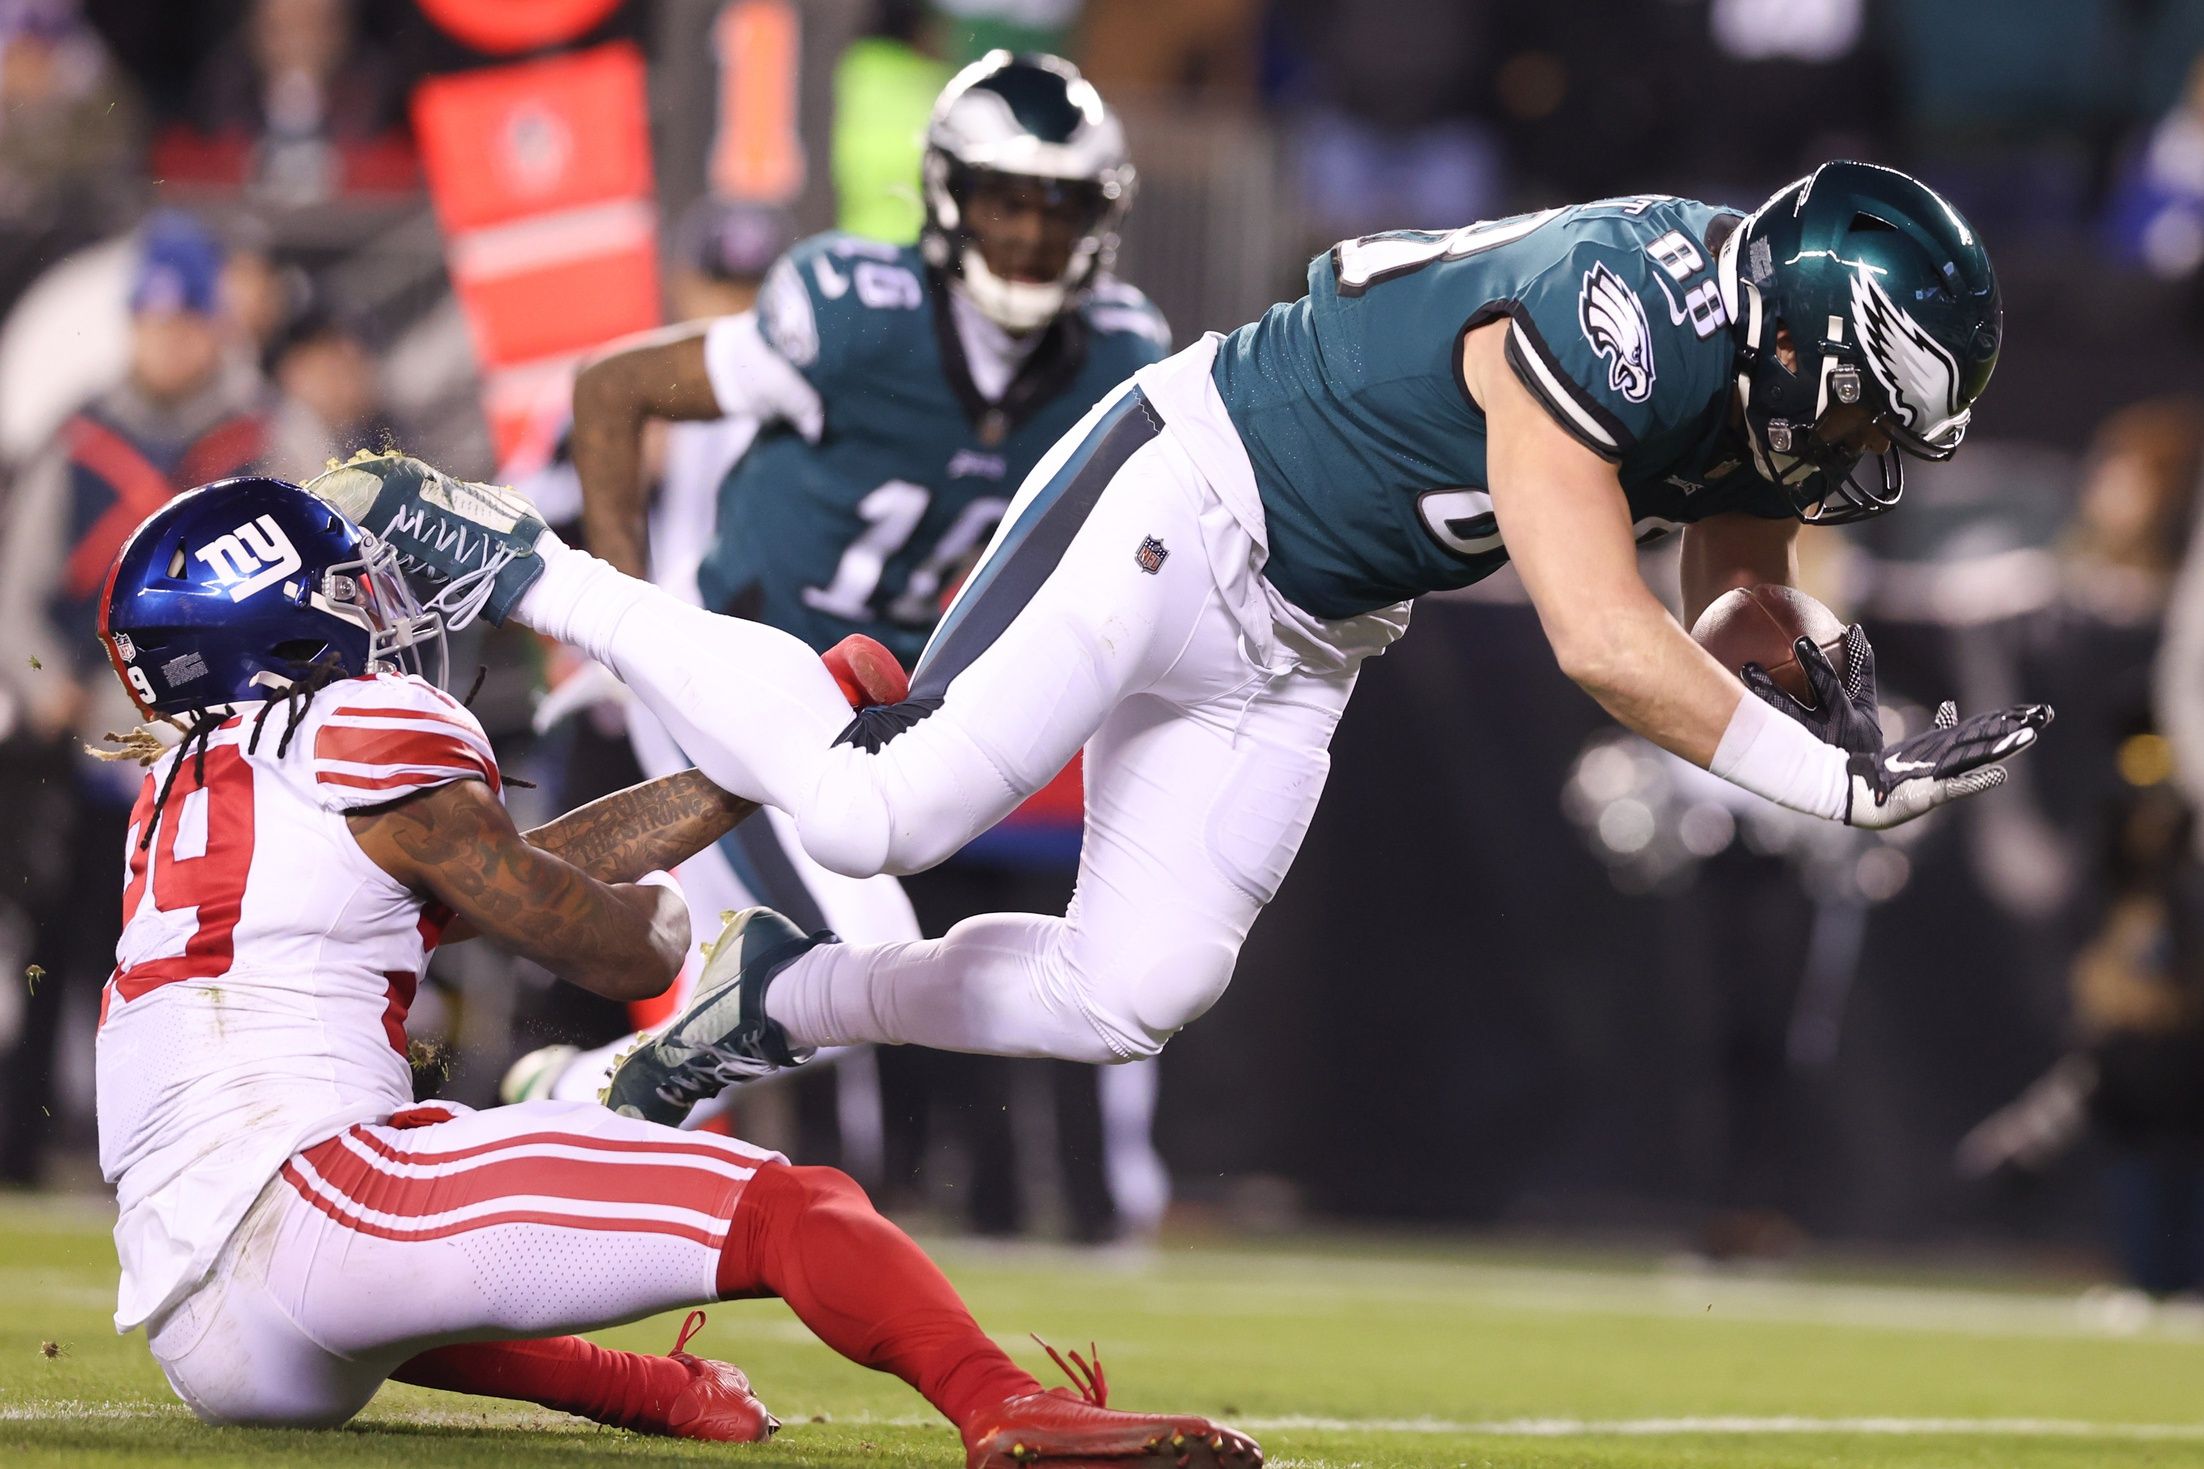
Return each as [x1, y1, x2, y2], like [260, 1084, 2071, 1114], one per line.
[709, 0, 805, 205]
[412, 43, 661, 458]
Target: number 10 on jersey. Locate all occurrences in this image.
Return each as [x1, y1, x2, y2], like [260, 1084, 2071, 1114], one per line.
[803, 481, 1009, 627]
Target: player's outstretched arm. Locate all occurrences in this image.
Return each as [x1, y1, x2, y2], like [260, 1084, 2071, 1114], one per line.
[1468, 319, 1752, 769]
[571, 327, 722, 576]
[519, 767, 759, 883]
[1465, 319, 2050, 827]
[348, 778, 688, 1000]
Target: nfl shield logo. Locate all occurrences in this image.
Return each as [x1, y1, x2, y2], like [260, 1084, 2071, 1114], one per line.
[1135, 536, 1168, 575]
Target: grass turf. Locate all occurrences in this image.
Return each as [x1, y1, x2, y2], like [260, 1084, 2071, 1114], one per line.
[4, 1193, 2204, 1468]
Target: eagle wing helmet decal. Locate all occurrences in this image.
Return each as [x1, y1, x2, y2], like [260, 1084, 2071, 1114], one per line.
[1849, 265, 1966, 449]
[1579, 261, 1657, 403]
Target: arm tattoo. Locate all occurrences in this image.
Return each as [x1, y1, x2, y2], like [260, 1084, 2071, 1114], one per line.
[524, 768, 757, 883]
[350, 783, 681, 998]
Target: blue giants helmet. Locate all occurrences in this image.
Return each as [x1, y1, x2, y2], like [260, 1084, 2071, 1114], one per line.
[100, 476, 444, 718]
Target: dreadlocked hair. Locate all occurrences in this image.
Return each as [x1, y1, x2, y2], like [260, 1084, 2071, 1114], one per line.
[136, 651, 354, 852]
[138, 714, 220, 852]
[246, 650, 349, 760]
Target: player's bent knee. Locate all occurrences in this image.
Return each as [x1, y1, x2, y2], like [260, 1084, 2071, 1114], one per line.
[789, 791, 892, 878]
[1073, 935, 1239, 1062]
[1134, 936, 1238, 1037]
[785, 1163, 872, 1213]
[798, 787, 982, 879]
[161, 1360, 377, 1430]
[743, 1161, 873, 1230]
[798, 718, 1021, 878]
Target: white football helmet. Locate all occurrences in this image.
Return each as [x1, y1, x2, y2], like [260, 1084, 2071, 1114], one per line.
[920, 51, 1134, 334]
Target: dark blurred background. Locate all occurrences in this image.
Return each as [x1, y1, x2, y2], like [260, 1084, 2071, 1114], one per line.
[5, 0, 2204, 1298]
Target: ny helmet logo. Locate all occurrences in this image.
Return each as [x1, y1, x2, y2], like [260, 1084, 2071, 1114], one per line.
[194, 514, 303, 602]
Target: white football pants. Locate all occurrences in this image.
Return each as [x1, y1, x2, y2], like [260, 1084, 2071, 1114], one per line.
[521, 384, 1362, 1063]
[146, 1100, 781, 1427]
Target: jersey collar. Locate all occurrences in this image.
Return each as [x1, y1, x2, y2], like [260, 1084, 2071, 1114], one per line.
[927, 266, 1090, 446]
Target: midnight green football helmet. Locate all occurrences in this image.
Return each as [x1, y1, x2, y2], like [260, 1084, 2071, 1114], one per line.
[1717, 161, 2002, 523]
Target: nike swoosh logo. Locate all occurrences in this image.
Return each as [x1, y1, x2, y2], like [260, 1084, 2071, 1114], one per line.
[1647, 268, 1691, 327]
[1884, 755, 1936, 774]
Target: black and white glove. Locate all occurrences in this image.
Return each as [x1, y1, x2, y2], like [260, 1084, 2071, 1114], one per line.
[1742, 624, 1883, 756]
[1742, 624, 2053, 829]
[1841, 698, 2054, 830]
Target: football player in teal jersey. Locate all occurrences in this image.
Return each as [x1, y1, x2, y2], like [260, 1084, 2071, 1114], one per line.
[327, 161, 2054, 1113]
[495, 51, 1170, 1113]
[568, 51, 1166, 668]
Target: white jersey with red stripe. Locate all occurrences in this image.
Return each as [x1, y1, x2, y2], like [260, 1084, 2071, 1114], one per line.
[96, 672, 500, 1333]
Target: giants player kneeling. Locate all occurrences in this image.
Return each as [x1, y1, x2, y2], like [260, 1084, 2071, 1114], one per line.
[93, 477, 1258, 1467]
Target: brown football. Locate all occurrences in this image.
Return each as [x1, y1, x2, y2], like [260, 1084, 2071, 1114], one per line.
[1690, 584, 1847, 702]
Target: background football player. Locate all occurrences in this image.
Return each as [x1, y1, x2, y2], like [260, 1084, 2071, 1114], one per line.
[326, 162, 2054, 1114]
[93, 474, 1258, 1467]
[503, 51, 1170, 1118]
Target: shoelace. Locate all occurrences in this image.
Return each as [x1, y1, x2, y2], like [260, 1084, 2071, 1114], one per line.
[670, 1309, 710, 1357]
[1031, 1335, 1108, 1408]
[654, 1043, 771, 1106]
[417, 543, 519, 632]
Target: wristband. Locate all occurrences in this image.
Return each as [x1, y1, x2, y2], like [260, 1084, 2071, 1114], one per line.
[1709, 690, 1850, 821]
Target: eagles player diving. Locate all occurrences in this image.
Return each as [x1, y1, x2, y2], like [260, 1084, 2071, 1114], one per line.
[324, 161, 2054, 1106]
[503, 49, 1168, 1110]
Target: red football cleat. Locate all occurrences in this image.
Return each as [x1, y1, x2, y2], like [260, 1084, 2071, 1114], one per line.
[662, 1311, 779, 1443]
[821, 634, 910, 710]
[963, 1340, 1262, 1469]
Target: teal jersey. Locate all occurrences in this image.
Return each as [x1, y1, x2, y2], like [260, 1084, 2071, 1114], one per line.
[698, 233, 1169, 664]
[1211, 196, 1793, 620]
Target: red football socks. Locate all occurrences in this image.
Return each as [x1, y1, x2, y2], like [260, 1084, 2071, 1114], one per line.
[716, 1162, 1041, 1432]
[392, 1335, 688, 1432]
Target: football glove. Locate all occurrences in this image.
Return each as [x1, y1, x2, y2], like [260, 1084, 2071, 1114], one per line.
[1742, 624, 1883, 756]
[1743, 624, 2053, 829]
[1843, 698, 2053, 830]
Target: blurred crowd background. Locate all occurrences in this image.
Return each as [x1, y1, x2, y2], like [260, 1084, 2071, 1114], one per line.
[5, 0, 2204, 1300]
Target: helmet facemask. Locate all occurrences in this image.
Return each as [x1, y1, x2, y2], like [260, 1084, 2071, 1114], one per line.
[218, 535, 446, 706]
[926, 157, 1121, 333]
[1720, 224, 1899, 524]
[314, 530, 448, 691]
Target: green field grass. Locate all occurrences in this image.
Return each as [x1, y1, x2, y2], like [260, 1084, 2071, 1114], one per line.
[6, 1192, 2204, 1468]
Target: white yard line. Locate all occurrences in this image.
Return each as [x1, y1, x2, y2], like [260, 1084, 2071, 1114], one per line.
[1242, 1414, 2204, 1439]
[949, 1241, 2204, 1345]
[7, 1400, 2204, 1442]
[0, 1402, 179, 1421]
